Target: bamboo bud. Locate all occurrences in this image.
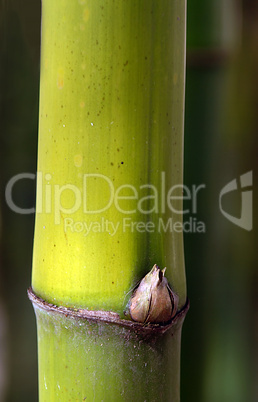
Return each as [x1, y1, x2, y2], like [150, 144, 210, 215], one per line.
[129, 264, 179, 324]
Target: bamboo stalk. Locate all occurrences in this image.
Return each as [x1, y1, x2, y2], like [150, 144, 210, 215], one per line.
[31, 0, 187, 400]
[29, 289, 188, 401]
[183, 0, 241, 400]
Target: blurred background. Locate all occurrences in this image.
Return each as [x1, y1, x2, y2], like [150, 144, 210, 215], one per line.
[0, 0, 257, 401]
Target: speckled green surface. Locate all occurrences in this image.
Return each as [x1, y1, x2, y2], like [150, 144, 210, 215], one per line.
[32, 0, 186, 312]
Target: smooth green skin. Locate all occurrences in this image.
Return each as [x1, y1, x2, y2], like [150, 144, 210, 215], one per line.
[32, 0, 186, 312]
[32, 1, 187, 400]
[34, 303, 184, 402]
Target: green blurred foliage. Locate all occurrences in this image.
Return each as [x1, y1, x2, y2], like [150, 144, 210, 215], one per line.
[183, 1, 257, 402]
[0, 1, 40, 400]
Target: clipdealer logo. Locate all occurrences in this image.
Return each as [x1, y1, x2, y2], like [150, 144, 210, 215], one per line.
[4, 170, 253, 232]
[219, 171, 253, 231]
[4, 172, 206, 234]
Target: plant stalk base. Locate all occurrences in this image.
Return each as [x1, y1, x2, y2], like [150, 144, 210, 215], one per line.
[28, 288, 189, 401]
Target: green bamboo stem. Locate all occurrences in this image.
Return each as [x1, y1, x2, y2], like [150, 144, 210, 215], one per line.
[31, 0, 187, 400]
[30, 289, 188, 401]
[183, 1, 241, 401]
[32, 0, 186, 311]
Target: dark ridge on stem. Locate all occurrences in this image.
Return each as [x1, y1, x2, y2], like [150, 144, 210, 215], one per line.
[28, 287, 189, 340]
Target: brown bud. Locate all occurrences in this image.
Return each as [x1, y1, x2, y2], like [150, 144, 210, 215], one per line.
[129, 264, 178, 324]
